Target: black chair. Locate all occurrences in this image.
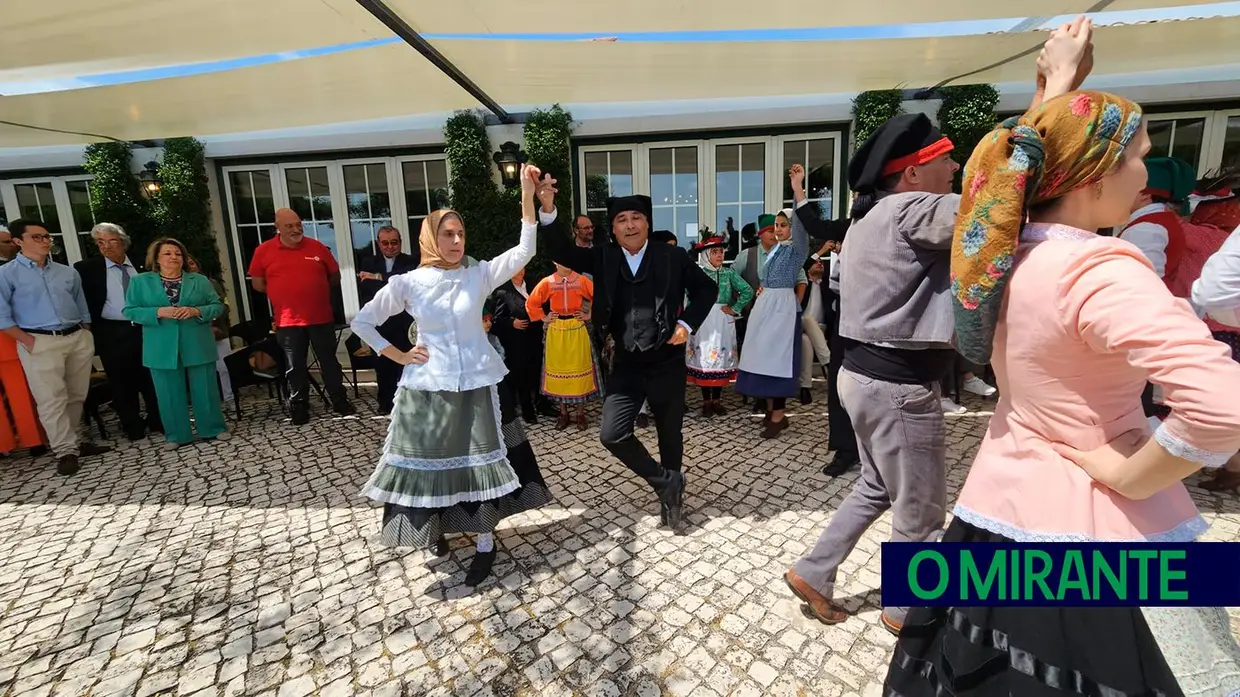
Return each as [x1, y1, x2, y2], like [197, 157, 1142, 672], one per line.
[224, 322, 288, 419]
[344, 333, 378, 399]
[82, 373, 111, 440]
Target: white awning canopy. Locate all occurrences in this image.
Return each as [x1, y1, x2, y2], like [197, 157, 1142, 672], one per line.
[1, 0, 1225, 84]
[2, 12, 1239, 147]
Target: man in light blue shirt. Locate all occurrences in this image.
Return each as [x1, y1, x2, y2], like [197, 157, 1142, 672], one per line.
[0, 219, 111, 475]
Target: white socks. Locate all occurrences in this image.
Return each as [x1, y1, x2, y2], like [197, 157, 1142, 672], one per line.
[476, 532, 495, 553]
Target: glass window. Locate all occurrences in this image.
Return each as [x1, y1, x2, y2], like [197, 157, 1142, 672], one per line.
[401, 159, 450, 234]
[582, 150, 634, 232]
[649, 146, 699, 250]
[1222, 115, 1240, 172]
[226, 170, 277, 326]
[782, 138, 836, 227]
[714, 142, 766, 261]
[1147, 118, 1206, 170]
[14, 182, 69, 265]
[284, 166, 337, 256]
[344, 162, 395, 301]
[66, 180, 100, 260]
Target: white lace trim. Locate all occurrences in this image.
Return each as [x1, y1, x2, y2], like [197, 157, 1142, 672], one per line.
[362, 477, 520, 509]
[1154, 423, 1234, 468]
[1019, 222, 1097, 243]
[380, 447, 508, 471]
[953, 503, 1208, 543]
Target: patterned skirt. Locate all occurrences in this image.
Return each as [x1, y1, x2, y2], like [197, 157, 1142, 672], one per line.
[1216, 330, 1240, 363]
[362, 381, 552, 550]
[541, 317, 603, 404]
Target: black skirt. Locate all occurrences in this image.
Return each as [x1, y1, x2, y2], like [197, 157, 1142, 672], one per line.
[885, 518, 1184, 697]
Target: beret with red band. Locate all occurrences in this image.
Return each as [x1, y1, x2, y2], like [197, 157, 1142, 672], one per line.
[848, 113, 955, 194]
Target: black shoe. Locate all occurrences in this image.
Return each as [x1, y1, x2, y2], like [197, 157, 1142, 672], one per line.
[57, 455, 80, 476]
[146, 420, 164, 434]
[29, 445, 49, 458]
[291, 405, 310, 425]
[661, 471, 686, 530]
[800, 388, 813, 405]
[378, 404, 393, 417]
[536, 402, 560, 418]
[434, 536, 449, 556]
[635, 413, 650, 429]
[658, 501, 669, 528]
[521, 410, 537, 425]
[822, 453, 861, 477]
[125, 428, 147, 442]
[332, 401, 356, 416]
[79, 443, 111, 457]
[464, 550, 497, 586]
[751, 400, 763, 414]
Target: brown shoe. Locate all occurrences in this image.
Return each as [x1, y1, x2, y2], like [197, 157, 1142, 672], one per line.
[555, 413, 570, 431]
[761, 417, 789, 439]
[1201, 469, 1240, 493]
[711, 400, 728, 416]
[880, 611, 903, 636]
[576, 412, 588, 431]
[783, 570, 847, 625]
[701, 403, 714, 418]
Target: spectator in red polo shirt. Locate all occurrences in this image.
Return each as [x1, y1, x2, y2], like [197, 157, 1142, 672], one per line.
[249, 208, 355, 424]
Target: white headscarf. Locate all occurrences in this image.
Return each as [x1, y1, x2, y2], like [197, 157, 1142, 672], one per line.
[698, 247, 720, 271]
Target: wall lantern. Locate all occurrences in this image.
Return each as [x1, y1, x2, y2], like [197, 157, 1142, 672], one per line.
[492, 142, 527, 189]
[138, 160, 162, 196]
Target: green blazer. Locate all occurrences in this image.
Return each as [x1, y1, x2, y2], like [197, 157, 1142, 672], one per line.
[123, 272, 225, 370]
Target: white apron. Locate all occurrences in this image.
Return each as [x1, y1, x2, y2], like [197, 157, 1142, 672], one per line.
[686, 303, 739, 376]
[738, 286, 798, 378]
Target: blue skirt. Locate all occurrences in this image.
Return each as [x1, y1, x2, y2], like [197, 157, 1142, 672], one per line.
[736, 310, 803, 399]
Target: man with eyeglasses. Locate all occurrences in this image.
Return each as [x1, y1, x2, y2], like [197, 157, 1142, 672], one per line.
[356, 224, 418, 415]
[573, 215, 595, 250]
[76, 222, 162, 441]
[0, 219, 111, 475]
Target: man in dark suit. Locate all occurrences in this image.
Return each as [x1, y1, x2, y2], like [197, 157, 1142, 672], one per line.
[536, 182, 717, 532]
[75, 222, 161, 441]
[356, 225, 419, 415]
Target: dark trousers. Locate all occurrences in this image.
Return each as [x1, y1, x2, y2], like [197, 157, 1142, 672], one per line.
[599, 345, 686, 494]
[825, 303, 858, 458]
[374, 354, 404, 414]
[95, 319, 161, 437]
[276, 323, 348, 408]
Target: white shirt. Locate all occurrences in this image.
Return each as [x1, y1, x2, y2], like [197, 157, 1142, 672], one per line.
[384, 256, 395, 273]
[805, 279, 825, 325]
[1191, 224, 1240, 328]
[103, 257, 138, 321]
[351, 219, 537, 392]
[1119, 203, 1172, 278]
[513, 280, 529, 299]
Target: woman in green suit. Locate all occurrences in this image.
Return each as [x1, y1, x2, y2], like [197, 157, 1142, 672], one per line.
[124, 238, 230, 450]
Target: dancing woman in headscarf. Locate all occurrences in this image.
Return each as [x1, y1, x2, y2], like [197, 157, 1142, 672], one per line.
[685, 233, 754, 416]
[886, 42, 1240, 697]
[350, 165, 553, 588]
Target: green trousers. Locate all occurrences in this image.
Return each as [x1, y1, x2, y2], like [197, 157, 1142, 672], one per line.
[151, 361, 226, 445]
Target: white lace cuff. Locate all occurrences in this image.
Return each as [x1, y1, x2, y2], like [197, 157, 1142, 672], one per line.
[1154, 423, 1235, 468]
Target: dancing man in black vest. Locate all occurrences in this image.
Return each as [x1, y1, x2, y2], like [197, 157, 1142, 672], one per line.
[536, 180, 716, 531]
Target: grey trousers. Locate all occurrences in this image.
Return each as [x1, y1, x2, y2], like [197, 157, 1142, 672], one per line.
[793, 367, 947, 623]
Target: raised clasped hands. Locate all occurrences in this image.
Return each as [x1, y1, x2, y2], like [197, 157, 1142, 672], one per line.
[536, 173, 559, 212]
[1037, 15, 1093, 98]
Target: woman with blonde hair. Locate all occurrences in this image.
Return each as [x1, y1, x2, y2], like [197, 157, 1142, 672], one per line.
[350, 166, 552, 587]
[123, 238, 229, 450]
[886, 77, 1240, 697]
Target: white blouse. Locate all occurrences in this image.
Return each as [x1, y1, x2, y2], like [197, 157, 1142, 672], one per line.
[350, 219, 537, 392]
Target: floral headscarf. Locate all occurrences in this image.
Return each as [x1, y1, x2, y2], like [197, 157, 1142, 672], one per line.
[951, 91, 1144, 364]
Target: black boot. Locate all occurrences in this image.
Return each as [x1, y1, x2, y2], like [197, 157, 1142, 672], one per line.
[822, 452, 860, 477]
[434, 536, 449, 556]
[660, 471, 686, 531]
[465, 550, 497, 586]
[799, 387, 813, 405]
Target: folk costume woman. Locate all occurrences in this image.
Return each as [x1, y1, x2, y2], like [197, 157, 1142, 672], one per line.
[736, 165, 812, 438]
[350, 166, 552, 587]
[886, 87, 1240, 696]
[525, 264, 602, 431]
[685, 234, 753, 416]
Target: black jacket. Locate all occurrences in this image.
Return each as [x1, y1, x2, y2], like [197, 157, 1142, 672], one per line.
[490, 280, 546, 369]
[75, 254, 144, 326]
[357, 252, 419, 350]
[541, 214, 716, 349]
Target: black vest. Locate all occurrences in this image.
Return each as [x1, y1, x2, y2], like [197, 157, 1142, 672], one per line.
[612, 255, 660, 353]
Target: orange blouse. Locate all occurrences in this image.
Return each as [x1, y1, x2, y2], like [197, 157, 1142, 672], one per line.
[526, 272, 593, 321]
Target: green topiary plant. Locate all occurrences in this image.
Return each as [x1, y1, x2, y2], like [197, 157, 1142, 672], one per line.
[152, 137, 222, 278]
[522, 105, 574, 279]
[936, 84, 1001, 190]
[443, 110, 519, 265]
[851, 90, 906, 150]
[82, 142, 153, 259]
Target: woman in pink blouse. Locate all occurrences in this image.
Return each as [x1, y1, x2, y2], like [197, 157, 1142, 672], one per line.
[885, 87, 1240, 697]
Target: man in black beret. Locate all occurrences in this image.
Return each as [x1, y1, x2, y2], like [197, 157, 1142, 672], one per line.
[536, 185, 717, 533]
[784, 24, 1094, 635]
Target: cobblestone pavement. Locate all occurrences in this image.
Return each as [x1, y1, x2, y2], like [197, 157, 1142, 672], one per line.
[0, 383, 1237, 697]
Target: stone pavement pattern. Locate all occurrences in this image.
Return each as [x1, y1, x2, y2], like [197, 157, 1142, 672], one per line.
[0, 385, 1237, 697]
